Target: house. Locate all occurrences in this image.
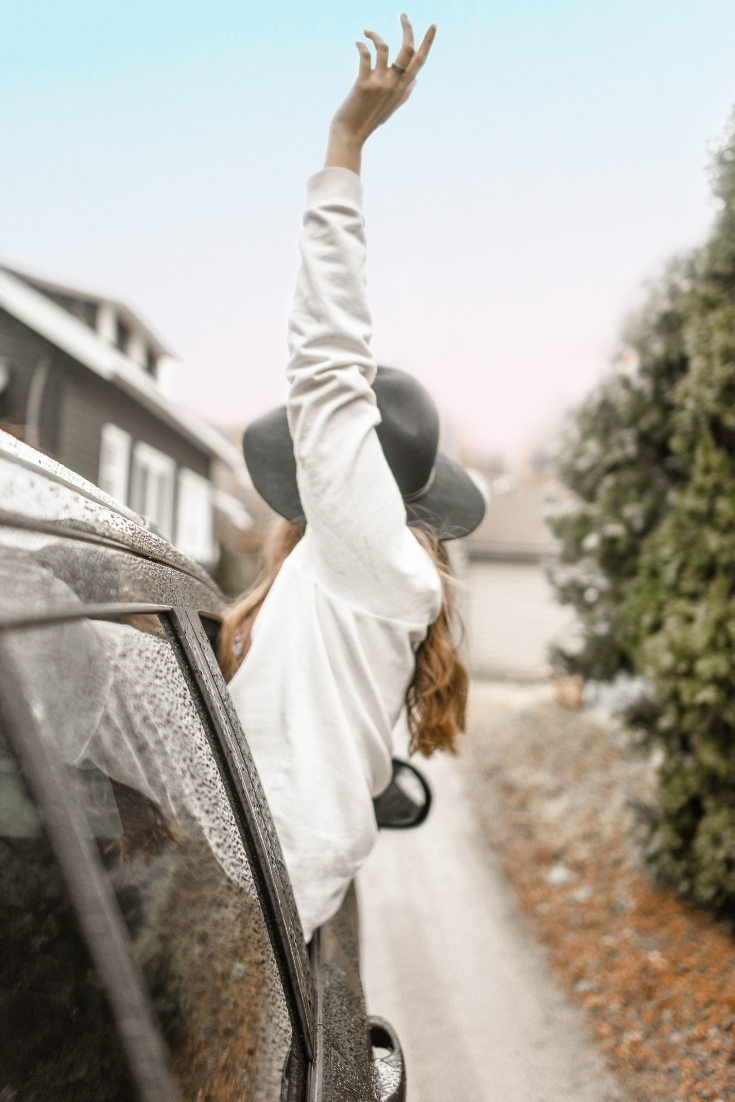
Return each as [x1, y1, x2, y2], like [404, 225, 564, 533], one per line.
[0, 261, 252, 570]
[465, 473, 578, 680]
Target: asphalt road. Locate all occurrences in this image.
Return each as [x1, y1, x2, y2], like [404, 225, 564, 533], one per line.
[357, 683, 625, 1102]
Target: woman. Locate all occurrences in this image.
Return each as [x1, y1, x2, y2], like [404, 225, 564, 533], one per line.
[221, 15, 486, 942]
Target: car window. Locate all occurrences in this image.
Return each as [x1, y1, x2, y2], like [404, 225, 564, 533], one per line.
[0, 725, 139, 1102]
[0, 613, 298, 1102]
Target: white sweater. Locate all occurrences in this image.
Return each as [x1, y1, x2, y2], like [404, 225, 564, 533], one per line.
[228, 167, 442, 941]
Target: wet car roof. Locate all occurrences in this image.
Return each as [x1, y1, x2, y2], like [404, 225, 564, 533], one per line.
[0, 429, 225, 620]
[0, 429, 223, 600]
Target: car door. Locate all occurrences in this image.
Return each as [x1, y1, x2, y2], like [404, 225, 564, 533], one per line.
[0, 563, 311, 1101]
[0, 432, 405, 1102]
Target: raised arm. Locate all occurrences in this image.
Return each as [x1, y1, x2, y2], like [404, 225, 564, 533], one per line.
[286, 17, 439, 620]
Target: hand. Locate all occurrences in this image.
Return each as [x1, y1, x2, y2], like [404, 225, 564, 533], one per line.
[325, 14, 437, 175]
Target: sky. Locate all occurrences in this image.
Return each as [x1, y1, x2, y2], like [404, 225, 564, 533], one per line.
[3, 1, 735, 466]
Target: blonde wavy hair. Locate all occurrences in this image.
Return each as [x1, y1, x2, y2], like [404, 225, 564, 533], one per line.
[218, 518, 468, 756]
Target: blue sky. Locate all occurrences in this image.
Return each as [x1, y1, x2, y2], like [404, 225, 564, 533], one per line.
[3, 1, 735, 462]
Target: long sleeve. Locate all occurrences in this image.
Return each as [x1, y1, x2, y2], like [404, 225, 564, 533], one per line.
[286, 167, 440, 623]
[229, 168, 443, 942]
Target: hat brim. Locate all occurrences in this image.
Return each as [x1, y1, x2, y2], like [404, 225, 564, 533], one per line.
[242, 406, 486, 541]
[406, 452, 486, 540]
[242, 406, 305, 525]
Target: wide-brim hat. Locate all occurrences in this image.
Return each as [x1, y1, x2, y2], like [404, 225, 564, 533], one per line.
[242, 366, 486, 541]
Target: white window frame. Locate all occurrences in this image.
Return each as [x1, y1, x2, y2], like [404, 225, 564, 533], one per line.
[98, 423, 131, 506]
[129, 441, 175, 541]
[175, 468, 215, 566]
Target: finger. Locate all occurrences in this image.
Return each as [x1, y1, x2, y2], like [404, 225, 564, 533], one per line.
[364, 29, 390, 70]
[405, 23, 436, 79]
[393, 12, 415, 70]
[355, 39, 372, 78]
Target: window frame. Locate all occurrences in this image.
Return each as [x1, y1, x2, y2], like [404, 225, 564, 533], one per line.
[0, 599, 315, 1094]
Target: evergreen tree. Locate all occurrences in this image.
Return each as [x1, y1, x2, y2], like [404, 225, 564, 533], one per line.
[548, 264, 691, 681]
[620, 118, 735, 911]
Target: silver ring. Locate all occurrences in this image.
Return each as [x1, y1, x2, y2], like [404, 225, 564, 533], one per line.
[391, 63, 407, 75]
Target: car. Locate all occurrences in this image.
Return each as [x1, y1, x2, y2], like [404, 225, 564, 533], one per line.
[0, 429, 430, 1102]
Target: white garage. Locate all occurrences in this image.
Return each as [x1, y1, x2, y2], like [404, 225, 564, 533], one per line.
[465, 476, 577, 680]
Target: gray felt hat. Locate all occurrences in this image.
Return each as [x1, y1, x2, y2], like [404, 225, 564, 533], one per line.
[242, 366, 486, 541]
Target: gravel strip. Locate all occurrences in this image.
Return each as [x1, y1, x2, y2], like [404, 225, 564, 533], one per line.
[462, 682, 735, 1102]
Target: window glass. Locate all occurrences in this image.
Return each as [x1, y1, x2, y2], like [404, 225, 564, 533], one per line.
[175, 468, 215, 567]
[99, 423, 132, 506]
[130, 442, 175, 540]
[0, 726, 138, 1102]
[145, 347, 158, 377]
[116, 317, 131, 353]
[4, 616, 296, 1102]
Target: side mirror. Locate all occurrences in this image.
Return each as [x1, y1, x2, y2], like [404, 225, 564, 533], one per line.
[373, 758, 432, 830]
[369, 1016, 406, 1102]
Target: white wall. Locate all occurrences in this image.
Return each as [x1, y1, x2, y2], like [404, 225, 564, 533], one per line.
[468, 558, 576, 679]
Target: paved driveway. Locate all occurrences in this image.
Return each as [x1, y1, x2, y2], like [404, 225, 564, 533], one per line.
[358, 685, 625, 1102]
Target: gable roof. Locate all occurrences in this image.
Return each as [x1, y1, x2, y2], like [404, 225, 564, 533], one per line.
[466, 474, 568, 561]
[0, 264, 247, 482]
[1, 260, 173, 359]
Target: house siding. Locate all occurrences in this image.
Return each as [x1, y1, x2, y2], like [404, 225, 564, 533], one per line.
[58, 363, 210, 484]
[0, 306, 210, 485]
[0, 307, 63, 451]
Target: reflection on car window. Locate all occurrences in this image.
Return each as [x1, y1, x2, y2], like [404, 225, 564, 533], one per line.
[0, 728, 138, 1102]
[99, 777, 276, 1099]
[5, 616, 295, 1102]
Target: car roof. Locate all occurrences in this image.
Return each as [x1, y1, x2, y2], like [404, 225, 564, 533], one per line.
[0, 428, 225, 605]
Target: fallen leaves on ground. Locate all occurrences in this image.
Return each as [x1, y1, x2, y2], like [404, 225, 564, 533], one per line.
[462, 690, 735, 1102]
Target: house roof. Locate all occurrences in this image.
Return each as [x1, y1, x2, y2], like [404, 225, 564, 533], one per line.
[0, 260, 173, 359]
[466, 474, 567, 561]
[0, 264, 248, 482]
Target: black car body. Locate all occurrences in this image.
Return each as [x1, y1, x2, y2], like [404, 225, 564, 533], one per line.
[0, 429, 406, 1102]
